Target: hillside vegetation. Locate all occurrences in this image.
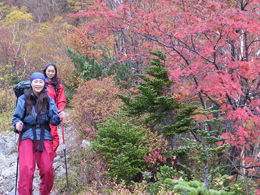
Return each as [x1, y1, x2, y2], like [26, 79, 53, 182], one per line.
[0, 0, 260, 194]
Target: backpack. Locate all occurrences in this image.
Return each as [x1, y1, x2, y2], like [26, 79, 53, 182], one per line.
[13, 80, 31, 100]
[13, 80, 59, 101]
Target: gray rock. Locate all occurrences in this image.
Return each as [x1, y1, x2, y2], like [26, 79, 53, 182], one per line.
[2, 165, 16, 178]
[80, 139, 91, 148]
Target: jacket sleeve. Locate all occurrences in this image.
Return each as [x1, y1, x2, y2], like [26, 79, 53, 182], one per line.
[12, 96, 26, 126]
[57, 83, 66, 111]
[48, 96, 61, 126]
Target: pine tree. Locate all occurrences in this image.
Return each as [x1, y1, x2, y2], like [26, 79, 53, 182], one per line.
[67, 48, 135, 88]
[67, 48, 107, 80]
[67, 48, 85, 73]
[175, 108, 230, 189]
[94, 114, 150, 184]
[118, 51, 197, 136]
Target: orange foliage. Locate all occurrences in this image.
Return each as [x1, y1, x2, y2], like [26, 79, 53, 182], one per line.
[71, 76, 127, 134]
[66, 27, 115, 63]
[66, 27, 94, 58]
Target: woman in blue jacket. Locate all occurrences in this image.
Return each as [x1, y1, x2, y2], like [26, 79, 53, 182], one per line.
[12, 72, 64, 195]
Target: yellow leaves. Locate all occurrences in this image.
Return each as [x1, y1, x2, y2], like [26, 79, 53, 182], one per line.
[104, 35, 116, 56]
[67, 0, 87, 13]
[0, 2, 11, 18]
[62, 22, 73, 30]
[6, 10, 32, 25]
[214, 175, 233, 188]
[92, 88, 106, 98]
[39, 23, 52, 33]
[214, 177, 223, 186]
[53, 16, 73, 30]
[86, 99, 98, 107]
[20, 6, 27, 13]
[53, 16, 64, 23]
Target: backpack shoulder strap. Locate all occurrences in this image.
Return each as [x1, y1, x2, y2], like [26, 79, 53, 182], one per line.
[14, 95, 27, 134]
[46, 82, 59, 96]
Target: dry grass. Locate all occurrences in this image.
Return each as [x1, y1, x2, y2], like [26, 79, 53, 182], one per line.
[0, 88, 16, 134]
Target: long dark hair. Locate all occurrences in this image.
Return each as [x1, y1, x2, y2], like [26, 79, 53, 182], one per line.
[43, 63, 59, 85]
[25, 87, 49, 117]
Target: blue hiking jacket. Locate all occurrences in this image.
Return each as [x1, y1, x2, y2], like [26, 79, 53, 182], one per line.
[12, 93, 60, 141]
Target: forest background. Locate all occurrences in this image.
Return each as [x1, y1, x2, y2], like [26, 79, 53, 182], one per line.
[0, 0, 260, 194]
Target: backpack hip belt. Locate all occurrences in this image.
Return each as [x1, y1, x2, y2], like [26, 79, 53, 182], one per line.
[23, 122, 51, 152]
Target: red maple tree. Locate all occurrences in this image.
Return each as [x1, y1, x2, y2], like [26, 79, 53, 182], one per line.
[71, 0, 260, 186]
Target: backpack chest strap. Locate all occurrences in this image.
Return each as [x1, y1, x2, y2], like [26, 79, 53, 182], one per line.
[23, 122, 51, 152]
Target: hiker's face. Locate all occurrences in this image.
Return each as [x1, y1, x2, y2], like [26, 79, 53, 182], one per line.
[31, 79, 45, 96]
[46, 66, 56, 80]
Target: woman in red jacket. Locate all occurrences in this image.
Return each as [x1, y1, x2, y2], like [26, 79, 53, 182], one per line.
[43, 63, 66, 158]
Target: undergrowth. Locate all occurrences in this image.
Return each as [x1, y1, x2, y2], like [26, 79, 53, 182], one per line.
[0, 88, 16, 134]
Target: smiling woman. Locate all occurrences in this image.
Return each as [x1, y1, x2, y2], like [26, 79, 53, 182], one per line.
[12, 72, 65, 194]
[31, 79, 45, 96]
[45, 65, 56, 80]
[43, 63, 66, 158]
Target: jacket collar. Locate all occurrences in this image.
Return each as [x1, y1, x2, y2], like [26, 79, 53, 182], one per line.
[45, 78, 60, 86]
[45, 78, 53, 85]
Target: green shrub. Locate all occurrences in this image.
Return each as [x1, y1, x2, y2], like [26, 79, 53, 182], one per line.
[147, 165, 229, 195]
[67, 48, 135, 89]
[94, 114, 151, 184]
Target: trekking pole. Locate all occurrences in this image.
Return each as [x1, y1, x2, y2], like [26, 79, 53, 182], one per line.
[15, 131, 21, 195]
[61, 121, 70, 195]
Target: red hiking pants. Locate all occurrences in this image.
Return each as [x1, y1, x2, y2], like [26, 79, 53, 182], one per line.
[18, 139, 54, 195]
[50, 124, 59, 158]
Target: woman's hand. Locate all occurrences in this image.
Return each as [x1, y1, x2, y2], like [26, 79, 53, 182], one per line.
[16, 121, 23, 131]
[58, 110, 65, 120]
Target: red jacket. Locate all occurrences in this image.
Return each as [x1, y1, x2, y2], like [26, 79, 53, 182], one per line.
[45, 79, 66, 111]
